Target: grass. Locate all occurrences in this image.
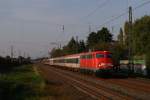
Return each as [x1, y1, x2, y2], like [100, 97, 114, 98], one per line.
[0, 65, 45, 100]
[0, 64, 91, 100]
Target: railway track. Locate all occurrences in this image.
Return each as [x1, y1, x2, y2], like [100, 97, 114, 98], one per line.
[65, 67, 150, 99]
[38, 64, 108, 100]
[39, 64, 135, 100]
[104, 78, 150, 93]
[50, 66, 150, 100]
[62, 68, 150, 100]
[38, 64, 150, 100]
[51, 68, 132, 100]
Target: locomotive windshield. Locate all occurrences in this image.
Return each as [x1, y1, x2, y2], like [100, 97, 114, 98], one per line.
[96, 53, 112, 58]
[96, 54, 104, 58]
[105, 54, 112, 58]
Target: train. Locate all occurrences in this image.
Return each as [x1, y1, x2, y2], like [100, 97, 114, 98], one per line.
[48, 51, 114, 76]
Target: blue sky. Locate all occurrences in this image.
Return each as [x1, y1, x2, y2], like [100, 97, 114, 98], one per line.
[0, 0, 150, 58]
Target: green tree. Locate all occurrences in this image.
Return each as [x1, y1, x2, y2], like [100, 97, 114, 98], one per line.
[94, 42, 110, 51]
[109, 43, 127, 67]
[97, 27, 113, 43]
[146, 44, 150, 77]
[87, 32, 98, 50]
[132, 15, 150, 54]
[50, 48, 63, 58]
[86, 27, 112, 51]
[62, 37, 79, 55]
[78, 40, 86, 53]
[123, 15, 150, 76]
[124, 21, 130, 47]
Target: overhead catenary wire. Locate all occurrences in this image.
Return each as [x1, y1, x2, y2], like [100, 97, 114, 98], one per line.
[134, 0, 150, 10]
[96, 0, 150, 29]
[81, 0, 111, 20]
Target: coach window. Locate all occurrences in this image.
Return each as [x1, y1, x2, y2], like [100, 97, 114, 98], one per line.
[81, 55, 83, 59]
[72, 58, 75, 63]
[89, 54, 92, 59]
[77, 58, 79, 63]
[87, 55, 89, 59]
[68, 59, 71, 63]
[87, 54, 92, 59]
[81, 55, 85, 59]
[71, 59, 74, 63]
[68, 59, 70, 63]
[84, 55, 87, 59]
[62, 59, 65, 63]
[58, 59, 61, 63]
[66, 59, 68, 63]
[54, 60, 57, 63]
[71, 58, 75, 63]
[75, 58, 79, 63]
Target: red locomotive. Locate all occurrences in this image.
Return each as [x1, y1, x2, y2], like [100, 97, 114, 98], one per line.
[49, 51, 113, 74]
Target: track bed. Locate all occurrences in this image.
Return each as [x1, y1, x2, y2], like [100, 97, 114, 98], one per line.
[37, 63, 150, 100]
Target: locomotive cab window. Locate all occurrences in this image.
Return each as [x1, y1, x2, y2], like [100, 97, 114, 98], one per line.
[96, 53, 112, 58]
[96, 54, 104, 58]
[105, 54, 112, 58]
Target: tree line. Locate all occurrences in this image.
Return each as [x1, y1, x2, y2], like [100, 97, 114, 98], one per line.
[122, 15, 150, 76]
[0, 56, 31, 73]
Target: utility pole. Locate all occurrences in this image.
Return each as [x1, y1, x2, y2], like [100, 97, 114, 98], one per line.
[27, 53, 30, 58]
[18, 50, 21, 57]
[89, 24, 91, 34]
[128, 6, 134, 72]
[24, 52, 26, 58]
[89, 24, 94, 51]
[18, 50, 21, 63]
[62, 25, 64, 33]
[111, 26, 114, 34]
[76, 36, 78, 54]
[11, 45, 14, 59]
[59, 43, 61, 49]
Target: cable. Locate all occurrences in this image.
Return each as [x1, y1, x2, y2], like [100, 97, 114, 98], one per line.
[96, 0, 150, 29]
[134, 0, 150, 10]
[81, 0, 110, 20]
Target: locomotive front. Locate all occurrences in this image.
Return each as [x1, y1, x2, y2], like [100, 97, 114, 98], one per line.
[96, 51, 113, 70]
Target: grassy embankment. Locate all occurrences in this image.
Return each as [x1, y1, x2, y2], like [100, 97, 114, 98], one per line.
[0, 64, 88, 100]
[0, 65, 45, 100]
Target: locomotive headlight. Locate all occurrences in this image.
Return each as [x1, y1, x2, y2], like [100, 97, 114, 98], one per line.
[99, 63, 105, 67]
[101, 63, 106, 66]
[98, 64, 101, 67]
[107, 63, 113, 66]
[99, 63, 113, 67]
[109, 63, 113, 66]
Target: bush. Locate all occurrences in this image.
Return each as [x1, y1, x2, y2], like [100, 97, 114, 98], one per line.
[0, 65, 45, 100]
[146, 51, 150, 78]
